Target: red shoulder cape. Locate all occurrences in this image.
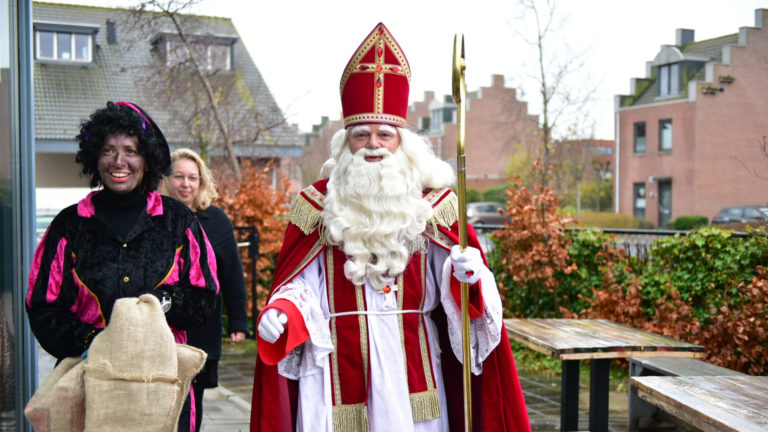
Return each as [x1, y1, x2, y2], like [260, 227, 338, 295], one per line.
[250, 180, 531, 431]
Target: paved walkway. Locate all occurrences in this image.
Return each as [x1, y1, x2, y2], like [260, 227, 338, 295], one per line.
[38, 343, 630, 431]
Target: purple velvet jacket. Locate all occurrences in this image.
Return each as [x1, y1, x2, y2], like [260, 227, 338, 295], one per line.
[26, 191, 219, 360]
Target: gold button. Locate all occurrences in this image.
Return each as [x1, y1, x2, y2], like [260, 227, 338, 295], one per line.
[123, 276, 130, 283]
[122, 243, 128, 248]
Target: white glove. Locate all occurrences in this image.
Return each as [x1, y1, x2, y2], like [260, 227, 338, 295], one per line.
[450, 245, 485, 285]
[258, 308, 288, 343]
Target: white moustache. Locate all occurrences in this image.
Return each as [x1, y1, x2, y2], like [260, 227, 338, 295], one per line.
[353, 148, 392, 159]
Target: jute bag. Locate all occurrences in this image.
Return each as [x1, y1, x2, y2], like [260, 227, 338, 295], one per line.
[26, 294, 206, 432]
[83, 294, 206, 432]
[24, 356, 86, 432]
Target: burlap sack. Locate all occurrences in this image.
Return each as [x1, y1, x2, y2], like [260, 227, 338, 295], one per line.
[83, 294, 206, 432]
[24, 356, 85, 432]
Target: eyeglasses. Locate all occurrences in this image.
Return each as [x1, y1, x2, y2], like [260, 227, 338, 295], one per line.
[171, 173, 200, 183]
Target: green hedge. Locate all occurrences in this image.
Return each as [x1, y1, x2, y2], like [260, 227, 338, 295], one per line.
[493, 226, 768, 324]
[671, 215, 709, 230]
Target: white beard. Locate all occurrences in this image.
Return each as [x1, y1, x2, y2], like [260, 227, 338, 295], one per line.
[324, 146, 434, 289]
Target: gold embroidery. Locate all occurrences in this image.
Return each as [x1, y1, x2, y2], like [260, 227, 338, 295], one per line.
[327, 251, 342, 405]
[356, 283, 369, 391]
[423, 224, 456, 250]
[410, 389, 442, 422]
[428, 189, 459, 229]
[397, 274, 406, 379]
[418, 254, 435, 391]
[332, 403, 370, 432]
[276, 240, 323, 292]
[288, 193, 323, 235]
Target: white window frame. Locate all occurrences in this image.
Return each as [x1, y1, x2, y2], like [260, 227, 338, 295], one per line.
[658, 64, 680, 98]
[633, 121, 646, 154]
[35, 30, 92, 63]
[165, 39, 231, 72]
[659, 119, 673, 152]
[633, 183, 646, 219]
[206, 44, 231, 71]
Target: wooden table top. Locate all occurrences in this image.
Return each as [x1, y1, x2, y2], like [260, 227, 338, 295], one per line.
[504, 318, 704, 360]
[632, 375, 768, 432]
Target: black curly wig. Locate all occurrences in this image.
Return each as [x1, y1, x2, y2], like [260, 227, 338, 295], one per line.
[75, 101, 171, 191]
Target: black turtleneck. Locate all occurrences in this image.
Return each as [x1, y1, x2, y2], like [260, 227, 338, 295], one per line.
[92, 187, 146, 240]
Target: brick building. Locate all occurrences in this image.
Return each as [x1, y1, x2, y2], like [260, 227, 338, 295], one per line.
[299, 74, 541, 191]
[615, 9, 768, 227]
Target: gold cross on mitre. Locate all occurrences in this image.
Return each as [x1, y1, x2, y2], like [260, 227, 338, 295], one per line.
[339, 23, 411, 128]
[376, 284, 398, 308]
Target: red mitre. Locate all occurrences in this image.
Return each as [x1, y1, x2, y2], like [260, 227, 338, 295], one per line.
[340, 23, 411, 129]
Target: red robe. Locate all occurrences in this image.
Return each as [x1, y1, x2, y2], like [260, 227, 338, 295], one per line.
[250, 179, 530, 432]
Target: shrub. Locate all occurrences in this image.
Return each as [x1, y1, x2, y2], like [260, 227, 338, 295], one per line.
[564, 210, 654, 229]
[217, 161, 290, 316]
[466, 188, 482, 203]
[672, 215, 709, 230]
[556, 228, 629, 314]
[639, 227, 768, 323]
[491, 177, 575, 317]
[482, 183, 511, 204]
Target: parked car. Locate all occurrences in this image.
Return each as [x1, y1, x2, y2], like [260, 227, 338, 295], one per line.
[711, 205, 768, 224]
[467, 201, 504, 226]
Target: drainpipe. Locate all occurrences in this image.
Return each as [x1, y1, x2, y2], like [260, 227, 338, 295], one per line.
[614, 102, 621, 214]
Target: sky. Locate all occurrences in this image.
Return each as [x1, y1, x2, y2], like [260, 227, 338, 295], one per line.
[43, 0, 768, 139]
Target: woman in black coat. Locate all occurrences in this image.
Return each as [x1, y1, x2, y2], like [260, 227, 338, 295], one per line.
[161, 148, 249, 432]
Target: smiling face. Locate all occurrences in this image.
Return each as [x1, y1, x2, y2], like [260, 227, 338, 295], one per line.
[97, 133, 146, 194]
[167, 157, 201, 209]
[348, 124, 401, 162]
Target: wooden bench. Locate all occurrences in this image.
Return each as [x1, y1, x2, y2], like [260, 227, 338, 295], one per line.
[628, 357, 746, 431]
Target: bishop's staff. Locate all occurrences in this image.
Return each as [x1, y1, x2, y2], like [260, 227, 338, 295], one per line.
[452, 33, 473, 432]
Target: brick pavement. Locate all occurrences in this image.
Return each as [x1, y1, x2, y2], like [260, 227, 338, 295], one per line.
[38, 343, 630, 431]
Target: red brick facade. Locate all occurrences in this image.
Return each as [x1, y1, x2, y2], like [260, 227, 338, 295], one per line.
[616, 9, 768, 227]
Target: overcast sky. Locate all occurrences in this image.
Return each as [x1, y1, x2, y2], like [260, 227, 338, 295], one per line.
[45, 0, 768, 139]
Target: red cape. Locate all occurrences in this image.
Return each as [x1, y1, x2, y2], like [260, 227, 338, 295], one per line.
[250, 181, 531, 431]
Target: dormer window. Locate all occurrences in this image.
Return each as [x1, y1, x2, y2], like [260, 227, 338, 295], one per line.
[34, 23, 97, 63]
[157, 34, 234, 72]
[658, 63, 680, 97]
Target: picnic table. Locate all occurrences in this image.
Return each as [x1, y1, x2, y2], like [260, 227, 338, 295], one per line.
[504, 318, 704, 432]
[631, 375, 768, 432]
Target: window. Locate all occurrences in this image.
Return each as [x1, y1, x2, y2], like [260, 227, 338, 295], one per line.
[207, 44, 231, 71]
[658, 180, 672, 228]
[633, 183, 646, 219]
[35, 30, 92, 62]
[590, 146, 613, 156]
[166, 39, 231, 71]
[658, 64, 680, 97]
[633, 122, 646, 154]
[430, 109, 443, 133]
[659, 119, 673, 152]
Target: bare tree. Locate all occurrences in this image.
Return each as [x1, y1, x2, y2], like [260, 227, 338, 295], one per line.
[513, 0, 597, 187]
[124, 0, 289, 183]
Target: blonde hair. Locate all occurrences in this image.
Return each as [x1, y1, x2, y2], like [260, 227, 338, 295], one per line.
[160, 148, 219, 210]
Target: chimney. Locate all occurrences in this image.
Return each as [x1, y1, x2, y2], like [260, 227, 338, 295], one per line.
[676, 29, 694, 47]
[492, 74, 504, 88]
[106, 20, 117, 44]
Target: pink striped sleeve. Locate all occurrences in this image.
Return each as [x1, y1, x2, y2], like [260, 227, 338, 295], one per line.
[45, 239, 69, 304]
[27, 236, 69, 307]
[27, 231, 49, 307]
